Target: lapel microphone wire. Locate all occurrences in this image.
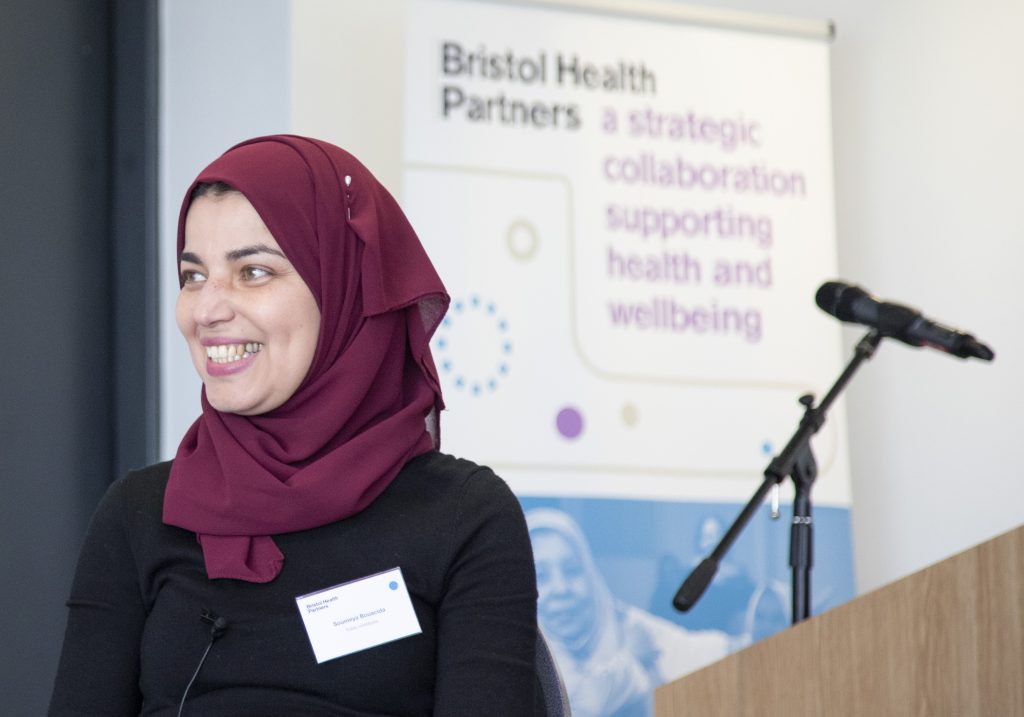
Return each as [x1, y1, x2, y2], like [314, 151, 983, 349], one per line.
[177, 609, 228, 717]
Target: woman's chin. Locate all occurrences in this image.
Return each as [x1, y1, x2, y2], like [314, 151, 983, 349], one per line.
[543, 612, 592, 644]
[205, 389, 260, 416]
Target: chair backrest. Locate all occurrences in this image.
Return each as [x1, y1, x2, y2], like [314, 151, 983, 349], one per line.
[535, 630, 572, 716]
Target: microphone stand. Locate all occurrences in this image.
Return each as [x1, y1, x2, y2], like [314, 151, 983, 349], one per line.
[673, 330, 882, 625]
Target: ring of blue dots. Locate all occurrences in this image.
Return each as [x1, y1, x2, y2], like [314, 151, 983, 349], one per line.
[433, 295, 512, 396]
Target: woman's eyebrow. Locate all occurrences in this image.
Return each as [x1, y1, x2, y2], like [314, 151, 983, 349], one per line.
[225, 244, 287, 262]
[180, 245, 287, 265]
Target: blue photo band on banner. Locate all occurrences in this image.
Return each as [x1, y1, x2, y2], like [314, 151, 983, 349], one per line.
[520, 497, 854, 716]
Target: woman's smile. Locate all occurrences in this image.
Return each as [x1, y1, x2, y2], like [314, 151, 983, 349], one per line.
[203, 339, 264, 376]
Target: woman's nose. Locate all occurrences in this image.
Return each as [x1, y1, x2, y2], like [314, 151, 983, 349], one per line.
[193, 280, 235, 326]
[544, 568, 569, 596]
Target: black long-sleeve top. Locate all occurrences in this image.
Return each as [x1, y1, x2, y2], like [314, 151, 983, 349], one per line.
[49, 451, 541, 716]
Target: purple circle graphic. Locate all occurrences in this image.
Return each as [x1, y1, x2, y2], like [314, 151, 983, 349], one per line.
[556, 407, 584, 439]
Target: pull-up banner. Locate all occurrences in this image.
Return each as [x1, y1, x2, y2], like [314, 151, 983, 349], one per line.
[400, 2, 853, 714]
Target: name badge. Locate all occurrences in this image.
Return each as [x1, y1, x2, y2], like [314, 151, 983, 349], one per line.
[295, 567, 422, 664]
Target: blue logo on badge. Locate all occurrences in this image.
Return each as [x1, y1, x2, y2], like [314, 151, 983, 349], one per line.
[389, 581, 398, 591]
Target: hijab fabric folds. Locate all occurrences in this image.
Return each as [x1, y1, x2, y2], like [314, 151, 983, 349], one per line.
[163, 135, 448, 583]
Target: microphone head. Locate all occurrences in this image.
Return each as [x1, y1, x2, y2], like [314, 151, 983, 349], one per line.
[815, 281, 866, 322]
[210, 616, 228, 639]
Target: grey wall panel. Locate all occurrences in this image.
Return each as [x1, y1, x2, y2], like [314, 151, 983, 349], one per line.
[0, 1, 157, 713]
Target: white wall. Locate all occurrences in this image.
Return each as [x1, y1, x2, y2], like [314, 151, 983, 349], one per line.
[677, 0, 1024, 592]
[158, 0, 291, 455]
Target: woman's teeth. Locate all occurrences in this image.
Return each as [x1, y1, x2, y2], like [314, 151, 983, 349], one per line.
[206, 343, 263, 364]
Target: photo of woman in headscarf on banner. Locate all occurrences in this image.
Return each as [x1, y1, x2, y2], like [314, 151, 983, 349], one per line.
[526, 508, 730, 717]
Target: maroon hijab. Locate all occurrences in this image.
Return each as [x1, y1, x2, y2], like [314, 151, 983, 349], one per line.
[163, 135, 448, 583]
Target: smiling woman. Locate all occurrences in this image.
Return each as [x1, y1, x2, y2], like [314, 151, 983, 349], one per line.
[49, 136, 542, 717]
[177, 188, 321, 415]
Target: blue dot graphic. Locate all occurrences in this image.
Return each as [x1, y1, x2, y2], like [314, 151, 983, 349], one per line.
[433, 295, 512, 398]
[389, 581, 398, 591]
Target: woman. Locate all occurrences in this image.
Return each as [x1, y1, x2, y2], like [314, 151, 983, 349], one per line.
[49, 136, 540, 716]
[527, 508, 729, 717]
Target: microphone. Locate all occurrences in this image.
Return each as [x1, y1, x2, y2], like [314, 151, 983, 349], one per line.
[201, 609, 229, 640]
[815, 281, 994, 361]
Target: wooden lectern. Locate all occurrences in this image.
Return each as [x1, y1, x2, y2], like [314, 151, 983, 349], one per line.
[655, 525, 1024, 716]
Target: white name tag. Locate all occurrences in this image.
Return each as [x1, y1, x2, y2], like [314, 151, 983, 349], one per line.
[295, 567, 422, 664]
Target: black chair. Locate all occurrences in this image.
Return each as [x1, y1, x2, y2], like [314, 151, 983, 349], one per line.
[535, 630, 572, 716]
